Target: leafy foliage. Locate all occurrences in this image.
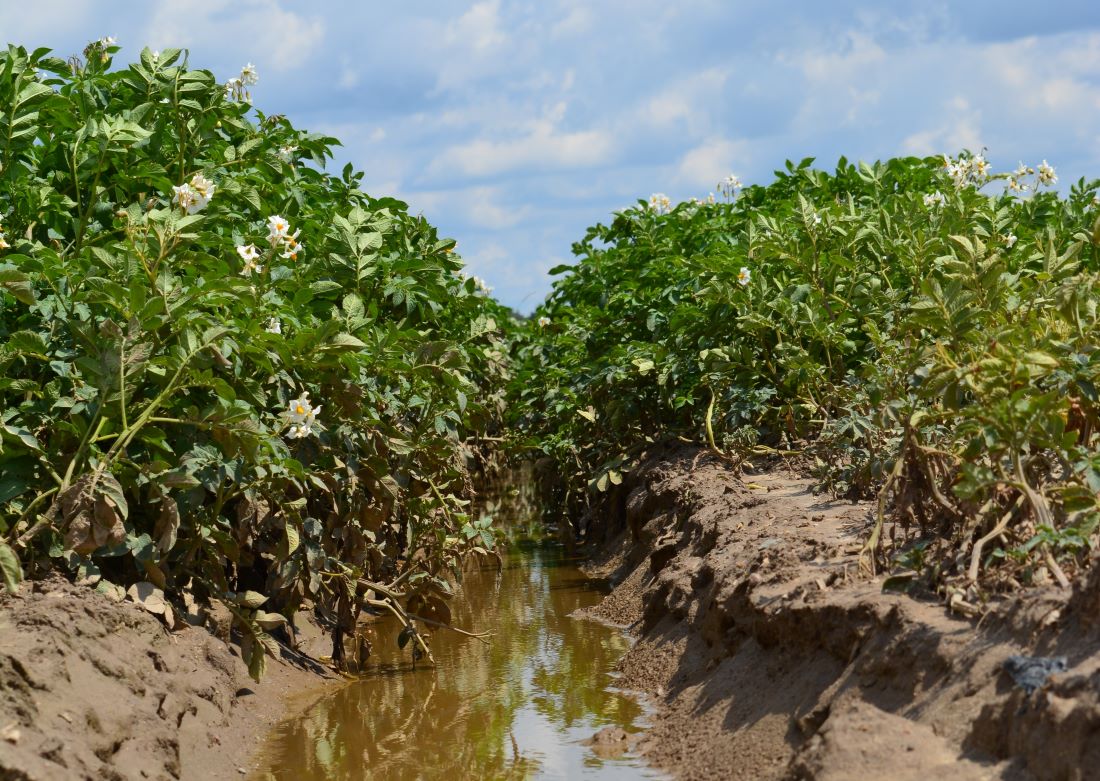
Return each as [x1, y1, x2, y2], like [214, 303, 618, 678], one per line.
[512, 154, 1100, 593]
[0, 43, 514, 677]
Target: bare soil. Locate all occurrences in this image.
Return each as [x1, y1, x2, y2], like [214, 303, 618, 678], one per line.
[5, 447, 1100, 780]
[0, 576, 339, 781]
[578, 445, 1100, 781]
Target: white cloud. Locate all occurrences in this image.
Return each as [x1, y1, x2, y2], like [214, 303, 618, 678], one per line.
[431, 120, 613, 177]
[144, 0, 324, 72]
[980, 34, 1100, 114]
[403, 186, 531, 230]
[459, 239, 559, 308]
[901, 95, 984, 156]
[551, 5, 593, 38]
[643, 67, 729, 134]
[337, 56, 359, 89]
[432, 0, 517, 91]
[793, 30, 886, 82]
[0, 0, 93, 43]
[675, 137, 750, 189]
[449, 0, 506, 54]
[781, 30, 889, 131]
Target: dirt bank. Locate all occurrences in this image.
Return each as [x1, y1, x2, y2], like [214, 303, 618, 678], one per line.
[0, 576, 339, 781]
[578, 446, 1100, 781]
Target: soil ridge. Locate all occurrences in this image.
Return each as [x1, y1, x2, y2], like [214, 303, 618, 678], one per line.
[578, 445, 1099, 781]
[0, 576, 337, 781]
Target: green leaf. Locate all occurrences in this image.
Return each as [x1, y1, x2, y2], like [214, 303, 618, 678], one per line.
[97, 474, 129, 519]
[325, 333, 367, 351]
[1, 425, 41, 452]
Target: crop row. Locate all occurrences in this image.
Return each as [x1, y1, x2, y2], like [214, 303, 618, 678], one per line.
[0, 43, 515, 677]
[513, 154, 1100, 600]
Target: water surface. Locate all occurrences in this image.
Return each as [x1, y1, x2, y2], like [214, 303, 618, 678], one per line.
[253, 482, 656, 780]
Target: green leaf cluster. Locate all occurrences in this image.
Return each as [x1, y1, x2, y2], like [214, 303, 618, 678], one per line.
[513, 154, 1100, 587]
[0, 43, 516, 676]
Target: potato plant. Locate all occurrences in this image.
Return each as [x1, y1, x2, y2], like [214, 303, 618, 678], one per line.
[512, 154, 1100, 597]
[0, 42, 514, 678]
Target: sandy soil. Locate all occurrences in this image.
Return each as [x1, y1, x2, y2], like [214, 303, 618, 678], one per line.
[578, 445, 1100, 781]
[5, 446, 1100, 780]
[0, 576, 339, 781]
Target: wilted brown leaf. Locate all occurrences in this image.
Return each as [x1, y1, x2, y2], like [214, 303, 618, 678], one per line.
[59, 474, 126, 555]
[127, 581, 166, 615]
[154, 497, 180, 554]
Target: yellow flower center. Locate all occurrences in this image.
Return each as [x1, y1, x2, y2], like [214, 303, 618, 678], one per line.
[296, 405, 305, 414]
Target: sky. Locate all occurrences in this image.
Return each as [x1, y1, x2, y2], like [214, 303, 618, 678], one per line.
[3, 1, 1100, 312]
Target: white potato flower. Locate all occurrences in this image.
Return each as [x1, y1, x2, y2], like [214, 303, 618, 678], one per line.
[943, 153, 992, 189]
[277, 145, 297, 163]
[718, 175, 743, 201]
[287, 422, 314, 439]
[738, 267, 751, 286]
[171, 174, 214, 215]
[280, 238, 305, 262]
[225, 64, 259, 102]
[187, 173, 215, 211]
[648, 193, 672, 214]
[267, 215, 291, 243]
[1005, 233, 1018, 248]
[943, 156, 966, 187]
[236, 244, 260, 262]
[265, 318, 282, 335]
[971, 154, 991, 181]
[284, 392, 321, 439]
[237, 244, 262, 275]
[923, 191, 946, 208]
[537, 316, 551, 327]
[1038, 160, 1057, 186]
[172, 183, 198, 213]
[190, 173, 215, 199]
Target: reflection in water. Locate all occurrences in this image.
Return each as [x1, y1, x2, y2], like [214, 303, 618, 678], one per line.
[253, 477, 657, 781]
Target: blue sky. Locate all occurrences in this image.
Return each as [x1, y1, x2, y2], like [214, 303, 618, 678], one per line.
[4, 1, 1100, 311]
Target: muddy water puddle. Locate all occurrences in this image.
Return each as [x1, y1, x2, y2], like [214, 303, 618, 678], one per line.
[253, 483, 658, 780]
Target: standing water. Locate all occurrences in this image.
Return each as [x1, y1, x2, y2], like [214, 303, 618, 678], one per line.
[252, 474, 658, 780]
